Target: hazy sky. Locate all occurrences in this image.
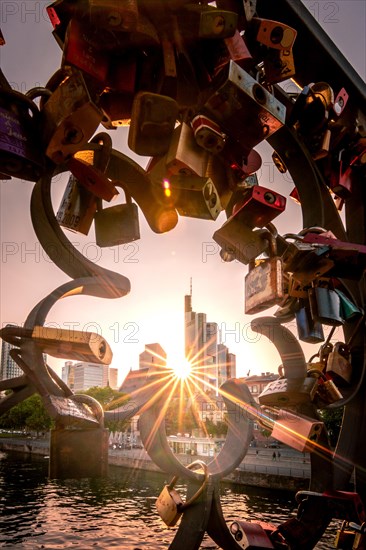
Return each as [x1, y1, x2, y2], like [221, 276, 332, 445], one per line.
[0, 1, 365, 385]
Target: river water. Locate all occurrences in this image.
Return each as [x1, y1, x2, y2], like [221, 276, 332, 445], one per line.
[0, 451, 339, 549]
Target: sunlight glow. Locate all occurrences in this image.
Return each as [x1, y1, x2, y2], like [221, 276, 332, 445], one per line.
[169, 358, 192, 380]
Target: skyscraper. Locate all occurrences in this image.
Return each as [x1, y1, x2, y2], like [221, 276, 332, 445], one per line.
[0, 325, 23, 381]
[184, 285, 234, 393]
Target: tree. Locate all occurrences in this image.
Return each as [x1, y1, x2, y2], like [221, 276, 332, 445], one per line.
[318, 407, 344, 448]
[82, 386, 130, 433]
[0, 393, 53, 435]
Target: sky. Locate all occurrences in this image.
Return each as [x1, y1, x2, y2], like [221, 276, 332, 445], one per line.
[0, 1, 365, 386]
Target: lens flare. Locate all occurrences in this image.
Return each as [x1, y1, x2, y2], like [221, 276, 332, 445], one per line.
[169, 358, 192, 380]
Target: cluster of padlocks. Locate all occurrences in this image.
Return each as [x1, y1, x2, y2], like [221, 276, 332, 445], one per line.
[1, 0, 366, 548]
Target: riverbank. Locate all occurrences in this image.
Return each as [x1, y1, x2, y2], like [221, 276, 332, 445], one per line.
[0, 437, 310, 492]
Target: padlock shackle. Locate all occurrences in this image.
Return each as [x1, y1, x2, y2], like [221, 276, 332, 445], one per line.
[179, 461, 210, 511]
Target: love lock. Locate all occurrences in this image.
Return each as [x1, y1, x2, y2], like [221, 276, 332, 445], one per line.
[156, 460, 209, 527]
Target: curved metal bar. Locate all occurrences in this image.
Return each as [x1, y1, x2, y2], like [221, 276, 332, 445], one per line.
[139, 378, 254, 482]
[206, 484, 243, 550]
[71, 394, 104, 427]
[250, 316, 307, 379]
[169, 479, 215, 550]
[31, 174, 131, 299]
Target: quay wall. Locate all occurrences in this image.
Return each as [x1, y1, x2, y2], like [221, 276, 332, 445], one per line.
[0, 438, 310, 492]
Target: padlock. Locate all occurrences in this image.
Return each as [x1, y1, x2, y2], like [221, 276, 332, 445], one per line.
[263, 48, 296, 84]
[332, 88, 349, 117]
[334, 522, 356, 549]
[85, 0, 138, 32]
[164, 174, 222, 220]
[178, 4, 237, 39]
[229, 520, 274, 549]
[40, 69, 104, 164]
[258, 407, 324, 453]
[203, 153, 233, 212]
[251, 18, 297, 50]
[46, 0, 77, 41]
[212, 219, 270, 264]
[156, 460, 209, 527]
[258, 376, 318, 409]
[0, 86, 44, 181]
[211, 30, 253, 76]
[282, 235, 334, 285]
[302, 231, 366, 280]
[165, 122, 210, 177]
[56, 174, 98, 235]
[287, 276, 309, 299]
[243, 0, 257, 23]
[296, 82, 334, 136]
[56, 132, 112, 234]
[313, 128, 332, 160]
[244, 232, 284, 314]
[326, 342, 352, 385]
[68, 157, 118, 202]
[231, 185, 286, 229]
[62, 19, 110, 84]
[308, 280, 344, 326]
[191, 115, 226, 155]
[222, 144, 262, 188]
[296, 490, 366, 524]
[99, 92, 133, 129]
[295, 299, 325, 344]
[94, 193, 140, 247]
[202, 61, 286, 156]
[310, 372, 343, 405]
[128, 92, 179, 156]
[335, 289, 362, 321]
[1, 324, 112, 364]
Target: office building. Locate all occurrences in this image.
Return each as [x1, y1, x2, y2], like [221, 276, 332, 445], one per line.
[0, 325, 23, 381]
[184, 286, 235, 393]
[62, 362, 120, 391]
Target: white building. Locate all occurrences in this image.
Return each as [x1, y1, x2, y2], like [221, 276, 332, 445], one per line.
[0, 325, 23, 381]
[62, 361, 109, 391]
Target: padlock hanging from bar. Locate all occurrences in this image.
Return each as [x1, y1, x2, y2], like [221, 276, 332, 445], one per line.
[0, 82, 45, 181]
[40, 69, 104, 164]
[244, 230, 285, 314]
[94, 188, 140, 248]
[156, 460, 209, 527]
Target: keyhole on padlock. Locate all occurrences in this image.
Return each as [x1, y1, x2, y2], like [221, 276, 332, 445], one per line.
[270, 26, 284, 44]
[213, 16, 225, 34]
[64, 126, 83, 145]
[264, 191, 276, 204]
[107, 11, 122, 27]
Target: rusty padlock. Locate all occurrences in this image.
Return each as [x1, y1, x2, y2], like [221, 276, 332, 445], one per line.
[40, 69, 104, 164]
[244, 231, 284, 314]
[128, 91, 179, 156]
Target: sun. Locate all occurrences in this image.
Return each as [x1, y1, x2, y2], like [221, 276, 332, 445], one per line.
[169, 358, 192, 380]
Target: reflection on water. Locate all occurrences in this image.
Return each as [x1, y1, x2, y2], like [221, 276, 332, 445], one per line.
[0, 451, 338, 549]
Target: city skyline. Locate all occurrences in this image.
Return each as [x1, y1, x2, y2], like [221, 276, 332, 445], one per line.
[0, 2, 365, 387]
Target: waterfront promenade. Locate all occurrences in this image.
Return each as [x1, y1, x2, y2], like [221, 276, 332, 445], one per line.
[0, 437, 311, 491]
